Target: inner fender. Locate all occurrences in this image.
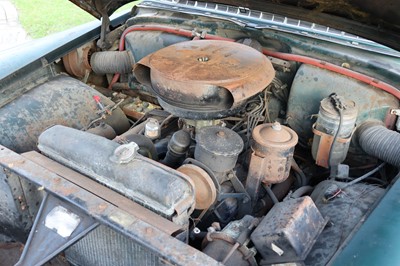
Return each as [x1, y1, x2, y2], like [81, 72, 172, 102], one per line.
[0, 75, 130, 153]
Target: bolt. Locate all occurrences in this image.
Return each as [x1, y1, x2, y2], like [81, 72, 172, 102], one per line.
[207, 227, 216, 233]
[227, 173, 234, 180]
[391, 109, 400, 116]
[272, 121, 282, 131]
[193, 227, 201, 234]
[197, 56, 209, 62]
[146, 227, 153, 235]
[217, 131, 226, 137]
[211, 222, 221, 231]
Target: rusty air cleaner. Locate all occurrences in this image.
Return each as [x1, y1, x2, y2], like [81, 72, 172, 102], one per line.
[134, 40, 275, 119]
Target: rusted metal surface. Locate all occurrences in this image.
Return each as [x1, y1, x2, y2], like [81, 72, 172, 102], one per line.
[122, 105, 143, 120]
[62, 43, 94, 78]
[134, 40, 275, 119]
[22, 151, 180, 235]
[249, 122, 298, 184]
[0, 75, 130, 153]
[0, 242, 69, 266]
[65, 225, 165, 265]
[252, 122, 298, 155]
[312, 125, 353, 168]
[202, 215, 257, 266]
[3, 170, 36, 232]
[122, 97, 159, 120]
[0, 242, 23, 266]
[37, 125, 195, 224]
[177, 164, 217, 210]
[311, 96, 358, 168]
[250, 196, 327, 264]
[287, 64, 399, 145]
[68, 0, 131, 18]
[0, 145, 222, 266]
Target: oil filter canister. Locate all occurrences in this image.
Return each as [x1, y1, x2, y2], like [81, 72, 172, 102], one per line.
[250, 122, 298, 184]
[245, 122, 298, 206]
[194, 126, 244, 178]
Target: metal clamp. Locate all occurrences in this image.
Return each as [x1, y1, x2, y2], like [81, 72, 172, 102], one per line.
[312, 123, 353, 168]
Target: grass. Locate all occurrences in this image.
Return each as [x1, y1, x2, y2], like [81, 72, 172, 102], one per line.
[12, 0, 136, 39]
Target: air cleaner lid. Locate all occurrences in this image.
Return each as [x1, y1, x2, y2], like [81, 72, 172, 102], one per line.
[134, 40, 275, 119]
[196, 126, 244, 156]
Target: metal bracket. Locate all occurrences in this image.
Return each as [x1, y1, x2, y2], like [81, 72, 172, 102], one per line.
[97, 13, 111, 49]
[218, 192, 248, 201]
[390, 109, 400, 131]
[312, 123, 352, 168]
[228, 172, 251, 204]
[15, 193, 99, 266]
[4, 170, 34, 231]
[390, 109, 400, 116]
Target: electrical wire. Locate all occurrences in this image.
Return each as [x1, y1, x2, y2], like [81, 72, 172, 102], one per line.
[263, 184, 279, 204]
[328, 108, 343, 169]
[341, 162, 386, 189]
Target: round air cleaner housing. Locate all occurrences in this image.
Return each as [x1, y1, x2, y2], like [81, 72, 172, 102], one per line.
[133, 40, 275, 119]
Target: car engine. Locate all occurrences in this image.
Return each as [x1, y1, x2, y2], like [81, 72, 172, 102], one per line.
[0, 2, 400, 266]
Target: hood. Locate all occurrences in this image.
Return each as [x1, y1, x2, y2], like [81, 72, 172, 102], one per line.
[69, 0, 131, 18]
[69, 0, 400, 51]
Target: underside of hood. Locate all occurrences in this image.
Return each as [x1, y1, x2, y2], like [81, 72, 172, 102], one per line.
[69, 0, 131, 18]
[69, 0, 400, 51]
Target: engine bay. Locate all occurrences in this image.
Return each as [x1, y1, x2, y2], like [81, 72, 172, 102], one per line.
[1, 2, 400, 266]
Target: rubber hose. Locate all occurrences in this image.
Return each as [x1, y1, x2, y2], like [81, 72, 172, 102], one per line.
[87, 123, 116, 139]
[357, 122, 400, 168]
[155, 137, 170, 158]
[90, 50, 134, 74]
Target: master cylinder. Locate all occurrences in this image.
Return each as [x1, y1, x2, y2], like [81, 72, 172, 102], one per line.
[245, 122, 298, 204]
[312, 95, 358, 168]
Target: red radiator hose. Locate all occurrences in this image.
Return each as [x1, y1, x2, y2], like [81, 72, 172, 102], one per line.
[108, 25, 234, 88]
[108, 25, 400, 100]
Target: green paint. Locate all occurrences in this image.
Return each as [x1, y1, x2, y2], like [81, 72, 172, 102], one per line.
[332, 175, 400, 266]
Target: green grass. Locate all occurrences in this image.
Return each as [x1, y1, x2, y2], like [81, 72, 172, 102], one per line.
[12, 0, 136, 38]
